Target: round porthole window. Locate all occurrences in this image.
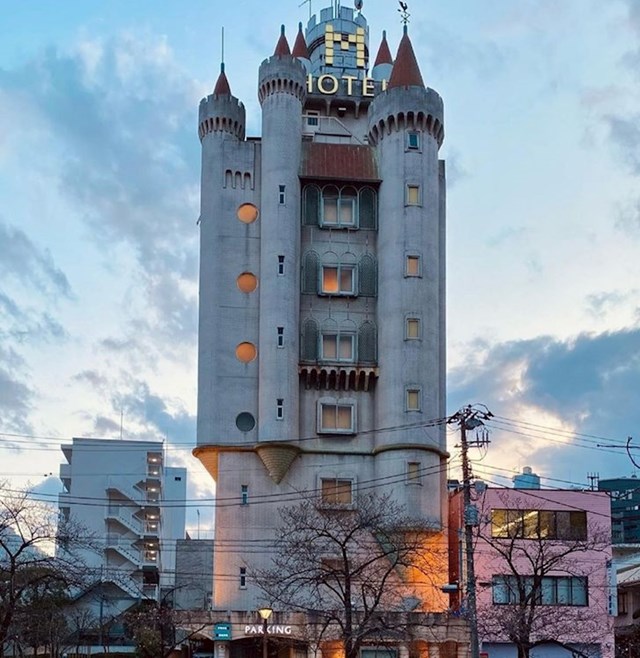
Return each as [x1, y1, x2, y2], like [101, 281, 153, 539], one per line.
[237, 272, 258, 293]
[236, 412, 256, 432]
[237, 203, 259, 224]
[235, 342, 257, 363]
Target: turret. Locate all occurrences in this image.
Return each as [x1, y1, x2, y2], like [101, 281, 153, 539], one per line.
[198, 63, 245, 142]
[256, 29, 307, 466]
[366, 27, 446, 524]
[292, 22, 311, 72]
[371, 30, 393, 81]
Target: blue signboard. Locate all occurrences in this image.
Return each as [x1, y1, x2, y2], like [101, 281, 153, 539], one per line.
[214, 623, 232, 640]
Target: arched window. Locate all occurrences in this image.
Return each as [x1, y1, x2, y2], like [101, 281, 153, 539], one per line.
[358, 187, 377, 229]
[358, 322, 377, 364]
[302, 185, 320, 226]
[302, 251, 319, 294]
[301, 318, 319, 362]
[358, 254, 377, 297]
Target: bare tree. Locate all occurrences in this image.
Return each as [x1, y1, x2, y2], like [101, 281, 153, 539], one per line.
[0, 481, 96, 657]
[473, 495, 612, 658]
[125, 590, 212, 658]
[253, 492, 447, 658]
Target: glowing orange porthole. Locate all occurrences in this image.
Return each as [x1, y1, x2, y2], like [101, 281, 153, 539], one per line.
[235, 342, 257, 363]
[237, 203, 259, 224]
[237, 272, 258, 293]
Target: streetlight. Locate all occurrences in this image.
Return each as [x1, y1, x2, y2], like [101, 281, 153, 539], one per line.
[258, 607, 273, 658]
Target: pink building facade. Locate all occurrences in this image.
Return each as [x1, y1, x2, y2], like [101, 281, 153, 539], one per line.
[449, 487, 615, 658]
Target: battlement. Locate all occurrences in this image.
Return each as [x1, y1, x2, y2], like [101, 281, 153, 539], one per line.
[198, 94, 246, 141]
[258, 55, 307, 105]
[367, 85, 444, 148]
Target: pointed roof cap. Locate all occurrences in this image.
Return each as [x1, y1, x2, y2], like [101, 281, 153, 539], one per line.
[274, 25, 291, 57]
[373, 30, 393, 67]
[388, 27, 424, 89]
[213, 62, 231, 95]
[292, 22, 309, 58]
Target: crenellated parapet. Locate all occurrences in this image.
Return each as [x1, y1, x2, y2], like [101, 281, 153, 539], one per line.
[367, 86, 445, 148]
[198, 94, 246, 141]
[258, 55, 307, 105]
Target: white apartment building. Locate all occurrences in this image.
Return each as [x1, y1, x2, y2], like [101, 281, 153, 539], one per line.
[58, 437, 187, 618]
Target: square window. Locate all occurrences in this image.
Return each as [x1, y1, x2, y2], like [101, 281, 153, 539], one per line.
[407, 132, 421, 150]
[406, 185, 420, 206]
[319, 402, 355, 434]
[321, 333, 355, 362]
[307, 111, 319, 126]
[321, 265, 355, 295]
[406, 388, 421, 411]
[406, 255, 421, 277]
[321, 478, 353, 505]
[406, 318, 420, 339]
[321, 190, 357, 228]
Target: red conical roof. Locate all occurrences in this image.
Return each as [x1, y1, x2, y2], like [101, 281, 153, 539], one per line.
[274, 25, 291, 57]
[373, 30, 393, 67]
[292, 22, 309, 58]
[388, 28, 424, 89]
[213, 63, 231, 95]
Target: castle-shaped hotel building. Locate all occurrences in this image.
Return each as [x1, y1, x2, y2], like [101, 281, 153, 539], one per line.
[193, 2, 467, 655]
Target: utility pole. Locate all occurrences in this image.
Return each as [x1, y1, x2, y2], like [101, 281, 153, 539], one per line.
[448, 404, 492, 658]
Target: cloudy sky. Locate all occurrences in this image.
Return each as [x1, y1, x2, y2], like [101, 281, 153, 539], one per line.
[1, 0, 639, 532]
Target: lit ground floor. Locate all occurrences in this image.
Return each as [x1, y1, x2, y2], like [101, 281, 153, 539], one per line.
[183, 611, 470, 658]
[481, 642, 607, 658]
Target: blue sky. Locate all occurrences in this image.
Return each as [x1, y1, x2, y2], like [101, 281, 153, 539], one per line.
[1, 0, 639, 533]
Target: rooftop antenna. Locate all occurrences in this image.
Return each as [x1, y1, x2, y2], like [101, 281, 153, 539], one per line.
[587, 472, 599, 491]
[119, 409, 123, 440]
[221, 26, 225, 66]
[398, 1, 410, 26]
[298, 0, 312, 19]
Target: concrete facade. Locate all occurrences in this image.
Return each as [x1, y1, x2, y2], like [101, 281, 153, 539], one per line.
[194, 2, 457, 657]
[58, 437, 187, 619]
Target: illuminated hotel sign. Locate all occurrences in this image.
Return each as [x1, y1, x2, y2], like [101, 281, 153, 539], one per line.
[324, 25, 366, 68]
[307, 75, 388, 96]
[306, 25, 387, 96]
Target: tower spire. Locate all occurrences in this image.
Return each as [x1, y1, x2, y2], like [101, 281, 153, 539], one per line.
[388, 27, 424, 89]
[213, 62, 231, 95]
[274, 24, 292, 57]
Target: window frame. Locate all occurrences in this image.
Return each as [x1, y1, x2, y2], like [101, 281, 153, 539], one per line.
[276, 398, 284, 421]
[318, 399, 356, 435]
[241, 484, 248, 506]
[406, 387, 422, 412]
[306, 110, 320, 127]
[491, 509, 588, 540]
[279, 185, 286, 205]
[320, 188, 358, 229]
[320, 264, 356, 296]
[320, 478, 354, 506]
[492, 575, 588, 607]
[277, 326, 284, 348]
[406, 461, 422, 485]
[278, 255, 285, 276]
[405, 254, 422, 278]
[405, 317, 421, 340]
[320, 331, 356, 363]
[239, 567, 247, 589]
[406, 184, 421, 207]
[406, 131, 421, 151]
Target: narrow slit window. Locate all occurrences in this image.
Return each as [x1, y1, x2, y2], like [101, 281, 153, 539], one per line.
[276, 398, 284, 420]
[277, 327, 284, 348]
[239, 567, 247, 588]
[278, 255, 285, 276]
[407, 131, 421, 150]
[406, 388, 421, 411]
[241, 485, 248, 505]
[279, 185, 286, 205]
[407, 462, 422, 484]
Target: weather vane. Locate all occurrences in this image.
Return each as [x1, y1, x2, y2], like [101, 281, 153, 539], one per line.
[398, 1, 410, 25]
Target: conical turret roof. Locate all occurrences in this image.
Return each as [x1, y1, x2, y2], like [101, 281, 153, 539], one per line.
[292, 22, 309, 58]
[373, 30, 393, 67]
[213, 63, 231, 95]
[388, 27, 424, 89]
[274, 25, 292, 57]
